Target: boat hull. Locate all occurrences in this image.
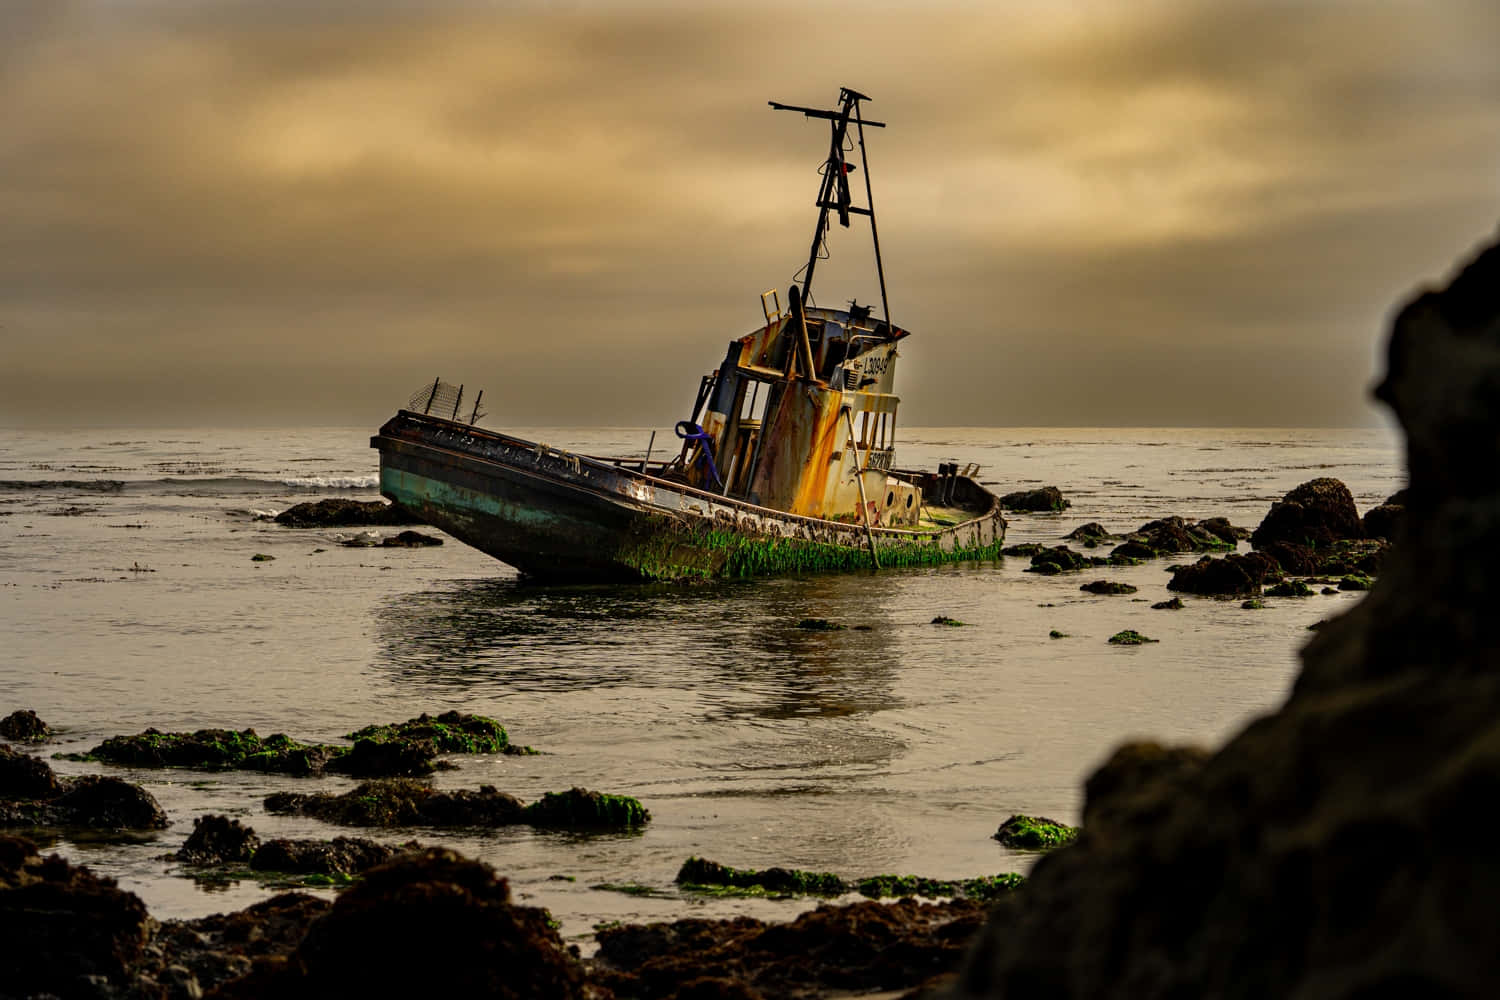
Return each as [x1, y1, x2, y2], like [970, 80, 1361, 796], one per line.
[373, 411, 1005, 582]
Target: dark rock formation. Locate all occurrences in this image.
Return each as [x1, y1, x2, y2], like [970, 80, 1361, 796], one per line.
[1264, 579, 1315, 598]
[593, 896, 991, 1000]
[999, 486, 1070, 512]
[250, 836, 414, 878]
[1025, 545, 1093, 574]
[0, 709, 51, 742]
[949, 230, 1500, 998]
[273, 498, 420, 528]
[1250, 477, 1364, 549]
[1166, 551, 1281, 596]
[265, 778, 648, 831]
[2, 746, 167, 830]
[84, 727, 345, 776]
[1079, 580, 1137, 595]
[1360, 500, 1405, 540]
[1106, 630, 1158, 645]
[1150, 597, 1184, 610]
[157, 892, 330, 992]
[1107, 516, 1238, 564]
[1197, 516, 1251, 544]
[1064, 522, 1113, 542]
[175, 813, 260, 865]
[381, 528, 443, 547]
[345, 710, 519, 755]
[0, 836, 156, 997]
[215, 848, 588, 999]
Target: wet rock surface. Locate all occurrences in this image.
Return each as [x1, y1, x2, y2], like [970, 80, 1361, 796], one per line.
[999, 486, 1070, 512]
[991, 815, 1079, 850]
[1249, 476, 1364, 550]
[1166, 551, 1281, 596]
[0, 709, 52, 742]
[1079, 580, 1136, 595]
[950, 230, 1500, 998]
[273, 498, 420, 528]
[1, 745, 168, 830]
[264, 778, 649, 831]
[593, 896, 992, 1000]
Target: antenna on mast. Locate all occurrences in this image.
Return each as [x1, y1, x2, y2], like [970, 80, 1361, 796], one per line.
[769, 88, 892, 332]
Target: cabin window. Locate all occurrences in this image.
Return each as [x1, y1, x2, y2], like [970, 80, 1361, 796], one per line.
[855, 411, 874, 451]
[740, 380, 768, 423]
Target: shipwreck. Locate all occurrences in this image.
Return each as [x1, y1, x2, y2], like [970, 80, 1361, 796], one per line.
[372, 88, 1006, 582]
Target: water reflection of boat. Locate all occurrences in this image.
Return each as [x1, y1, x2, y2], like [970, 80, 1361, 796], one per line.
[372, 88, 1005, 582]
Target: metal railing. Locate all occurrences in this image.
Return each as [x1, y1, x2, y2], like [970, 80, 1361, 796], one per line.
[407, 377, 486, 425]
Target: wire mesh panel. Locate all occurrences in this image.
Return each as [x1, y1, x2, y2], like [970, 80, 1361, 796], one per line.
[406, 378, 485, 424]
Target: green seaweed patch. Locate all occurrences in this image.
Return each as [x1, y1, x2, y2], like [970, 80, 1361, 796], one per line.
[1241, 598, 1266, 610]
[1265, 579, 1314, 598]
[993, 814, 1080, 850]
[346, 710, 512, 755]
[591, 882, 674, 898]
[855, 872, 1025, 901]
[795, 618, 845, 631]
[931, 616, 969, 627]
[675, 857, 847, 897]
[1107, 630, 1159, 645]
[79, 727, 345, 776]
[1339, 573, 1374, 592]
[523, 788, 650, 829]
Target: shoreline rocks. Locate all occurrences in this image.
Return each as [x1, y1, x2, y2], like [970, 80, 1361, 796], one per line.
[273, 498, 421, 528]
[264, 779, 650, 831]
[2, 745, 167, 830]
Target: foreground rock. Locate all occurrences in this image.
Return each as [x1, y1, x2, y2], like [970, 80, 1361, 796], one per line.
[215, 848, 588, 999]
[273, 498, 420, 528]
[950, 229, 1500, 996]
[1249, 477, 1363, 550]
[0, 709, 51, 742]
[1166, 551, 1281, 596]
[1, 745, 167, 830]
[592, 896, 991, 999]
[172, 813, 416, 882]
[265, 779, 649, 830]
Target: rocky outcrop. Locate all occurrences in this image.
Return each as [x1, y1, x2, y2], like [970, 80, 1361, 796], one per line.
[949, 230, 1500, 997]
[0, 710, 51, 742]
[1165, 551, 1281, 596]
[214, 848, 588, 999]
[273, 499, 420, 528]
[1, 745, 167, 830]
[264, 778, 650, 831]
[1250, 477, 1364, 549]
[999, 486, 1070, 512]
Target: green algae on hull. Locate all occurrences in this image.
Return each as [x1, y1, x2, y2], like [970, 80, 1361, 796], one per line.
[993, 814, 1080, 850]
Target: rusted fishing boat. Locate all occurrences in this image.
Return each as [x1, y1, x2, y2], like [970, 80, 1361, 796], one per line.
[372, 88, 1005, 582]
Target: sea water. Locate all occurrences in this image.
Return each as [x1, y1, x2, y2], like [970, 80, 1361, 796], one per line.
[0, 424, 1402, 945]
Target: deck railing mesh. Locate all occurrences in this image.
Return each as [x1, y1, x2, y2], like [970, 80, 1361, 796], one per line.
[406, 378, 486, 424]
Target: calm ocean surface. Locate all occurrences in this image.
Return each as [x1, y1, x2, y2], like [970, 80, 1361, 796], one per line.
[0, 425, 1402, 944]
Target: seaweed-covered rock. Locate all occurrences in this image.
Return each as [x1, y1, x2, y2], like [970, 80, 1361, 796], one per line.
[948, 229, 1500, 999]
[1151, 598, 1185, 610]
[524, 787, 651, 829]
[1197, 517, 1250, 544]
[265, 778, 526, 828]
[274, 499, 420, 528]
[251, 837, 413, 878]
[1106, 630, 1158, 646]
[2, 747, 167, 830]
[156, 892, 330, 992]
[1065, 522, 1113, 542]
[345, 710, 514, 755]
[85, 727, 342, 775]
[592, 896, 989, 1000]
[1312, 537, 1390, 576]
[854, 872, 1024, 902]
[1026, 545, 1091, 574]
[0, 836, 156, 997]
[992, 814, 1079, 850]
[1079, 580, 1137, 595]
[1001, 543, 1044, 557]
[1105, 539, 1156, 564]
[1166, 552, 1281, 596]
[214, 849, 587, 1000]
[1338, 573, 1374, 592]
[0, 710, 51, 742]
[1264, 579, 1315, 598]
[1250, 477, 1364, 550]
[1000, 486, 1070, 512]
[328, 736, 438, 778]
[676, 857, 847, 896]
[176, 813, 260, 865]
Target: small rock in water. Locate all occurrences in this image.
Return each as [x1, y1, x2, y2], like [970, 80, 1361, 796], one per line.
[1151, 597, 1185, 610]
[381, 530, 443, 547]
[0, 709, 51, 742]
[931, 616, 969, 626]
[795, 618, 845, 631]
[1080, 580, 1137, 595]
[1107, 630, 1158, 645]
[250, 553, 275, 562]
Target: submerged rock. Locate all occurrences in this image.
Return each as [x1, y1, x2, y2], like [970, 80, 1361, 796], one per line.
[273, 498, 420, 528]
[999, 486, 1070, 512]
[523, 787, 652, 829]
[345, 710, 519, 755]
[949, 229, 1500, 998]
[1106, 630, 1158, 646]
[1026, 545, 1093, 574]
[381, 529, 443, 547]
[265, 778, 647, 831]
[1151, 597, 1185, 610]
[0, 710, 51, 742]
[83, 727, 343, 776]
[175, 813, 260, 865]
[1065, 522, 1113, 542]
[1079, 580, 1137, 595]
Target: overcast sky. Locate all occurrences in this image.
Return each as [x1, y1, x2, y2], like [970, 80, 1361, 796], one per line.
[2, 0, 1496, 428]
